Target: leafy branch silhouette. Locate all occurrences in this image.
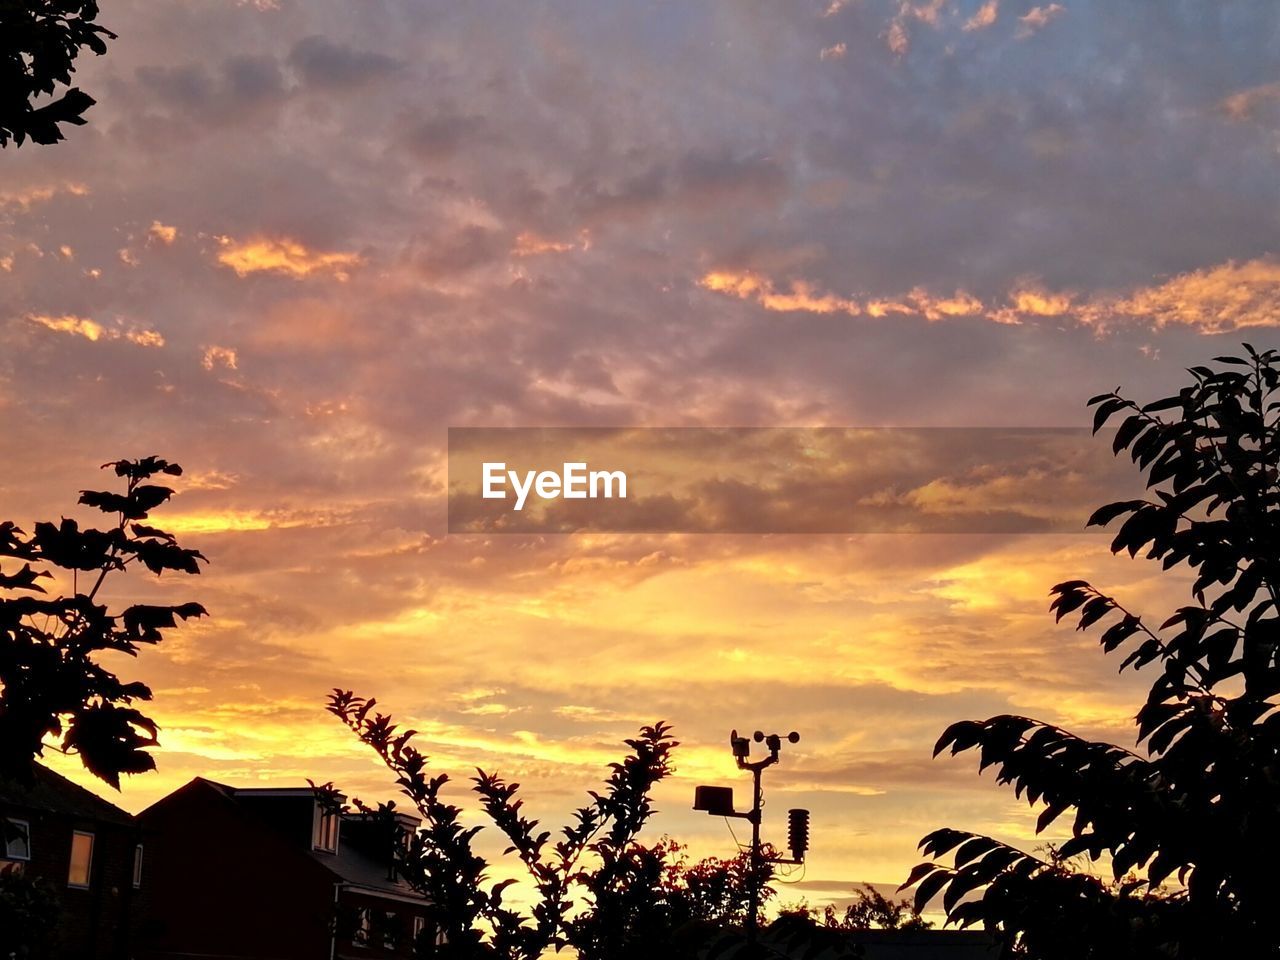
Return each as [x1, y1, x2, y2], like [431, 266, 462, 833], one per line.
[0, 1, 116, 146]
[0, 456, 207, 786]
[904, 345, 1280, 958]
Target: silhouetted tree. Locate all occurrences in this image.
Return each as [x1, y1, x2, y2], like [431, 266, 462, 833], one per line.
[764, 885, 929, 960]
[0, 457, 207, 786]
[668, 839, 776, 928]
[567, 837, 774, 959]
[905, 345, 1280, 958]
[822, 884, 931, 931]
[0, 1, 115, 146]
[325, 691, 676, 959]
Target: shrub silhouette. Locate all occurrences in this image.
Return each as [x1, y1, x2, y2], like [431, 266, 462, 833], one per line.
[326, 690, 678, 959]
[905, 345, 1280, 958]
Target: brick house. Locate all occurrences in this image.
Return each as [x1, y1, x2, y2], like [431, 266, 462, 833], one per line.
[0, 764, 142, 960]
[136, 778, 433, 960]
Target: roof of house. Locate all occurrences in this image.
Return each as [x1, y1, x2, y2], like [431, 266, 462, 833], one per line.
[311, 831, 424, 902]
[165, 776, 426, 903]
[0, 763, 133, 826]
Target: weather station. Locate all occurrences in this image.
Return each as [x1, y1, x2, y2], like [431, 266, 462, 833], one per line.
[694, 729, 811, 947]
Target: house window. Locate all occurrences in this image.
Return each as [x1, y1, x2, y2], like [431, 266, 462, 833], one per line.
[132, 843, 144, 889]
[383, 911, 398, 950]
[353, 906, 371, 947]
[313, 804, 339, 853]
[3, 819, 31, 862]
[68, 831, 94, 888]
[412, 915, 426, 942]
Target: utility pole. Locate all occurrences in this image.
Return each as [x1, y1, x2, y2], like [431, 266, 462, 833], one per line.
[693, 729, 810, 948]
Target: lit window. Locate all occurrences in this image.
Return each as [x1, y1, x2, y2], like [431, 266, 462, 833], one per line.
[132, 844, 143, 889]
[313, 804, 339, 853]
[412, 916, 426, 941]
[353, 906, 371, 947]
[68, 831, 94, 888]
[3, 820, 30, 862]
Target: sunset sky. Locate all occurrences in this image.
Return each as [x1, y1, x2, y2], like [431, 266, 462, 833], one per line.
[3, 0, 1279, 915]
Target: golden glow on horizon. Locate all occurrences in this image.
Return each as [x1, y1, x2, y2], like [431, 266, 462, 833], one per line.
[159, 509, 341, 534]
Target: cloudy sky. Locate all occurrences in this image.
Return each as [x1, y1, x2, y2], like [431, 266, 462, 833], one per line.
[3, 0, 1279, 913]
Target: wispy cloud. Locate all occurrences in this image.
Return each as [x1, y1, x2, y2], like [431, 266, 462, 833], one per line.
[1221, 81, 1280, 122]
[0, 182, 89, 210]
[27, 314, 165, 347]
[1017, 3, 1065, 38]
[701, 259, 1280, 333]
[215, 236, 363, 280]
[963, 0, 999, 32]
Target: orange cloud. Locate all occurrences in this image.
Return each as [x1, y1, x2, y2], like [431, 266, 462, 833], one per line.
[216, 236, 363, 280]
[904, 0, 946, 27]
[160, 508, 347, 535]
[29, 314, 107, 341]
[27, 314, 165, 347]
[202, 345, 239, 371]
[149, 221, 179, 244]
[127, 329, 167, 348]
[701, 259, 1280, 334]
[1221, 82, 1280, 122]
[0, 182, 89, 211]
[985, 287, 1074, 325]
[512, 231, 581, 256]
[701, 270, 862, 315]
[963, 0, 999, 31]
[886, 20, 910, 55]
[1102, 257, 1280, 333]
[820, 42, 848, 61]
[883, 0, 947, 54]
[700, 271, 983, 322]
[1017, 3, 1064, 38]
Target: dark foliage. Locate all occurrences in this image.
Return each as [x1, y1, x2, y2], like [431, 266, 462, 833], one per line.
[904, 345, 1280, 958]
[821, 884, 931, 931]
[568, 837, 775, 960]
[0, 869, 61, 956]
[326, 690, 677, 959]
[0, 0, 115, 146]
[0, 457, 207, 786]
[752, 885, 930, 960]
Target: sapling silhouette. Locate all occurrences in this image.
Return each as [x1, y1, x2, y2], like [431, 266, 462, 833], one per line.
[325, 690, 676, 959]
